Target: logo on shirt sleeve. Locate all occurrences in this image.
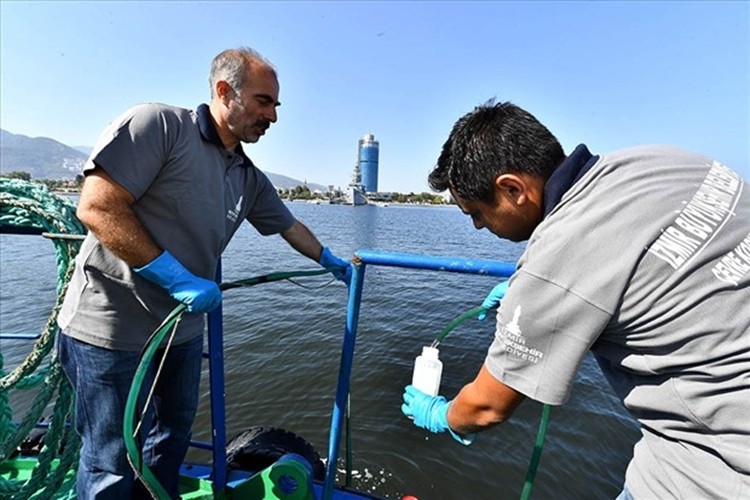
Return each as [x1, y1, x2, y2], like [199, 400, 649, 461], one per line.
[500, 305, 544, 364]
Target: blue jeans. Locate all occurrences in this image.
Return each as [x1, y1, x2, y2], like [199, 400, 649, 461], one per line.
[57, 332, 203, 499]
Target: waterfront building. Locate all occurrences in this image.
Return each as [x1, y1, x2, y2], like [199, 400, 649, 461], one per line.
[339, 132, 382, 205]
[358, 133, 379, 193]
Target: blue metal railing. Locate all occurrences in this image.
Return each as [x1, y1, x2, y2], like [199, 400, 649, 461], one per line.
[206, 261, 229, 490]
[321, 250, 514, 499]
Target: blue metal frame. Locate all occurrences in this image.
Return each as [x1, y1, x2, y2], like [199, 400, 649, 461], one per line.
[321, 250, 514, 499]
[201, 250, 514, 498]
[207, 260, 229, 491]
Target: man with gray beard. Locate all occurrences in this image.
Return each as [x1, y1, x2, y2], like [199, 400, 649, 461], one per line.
[57, 47, 351, 498]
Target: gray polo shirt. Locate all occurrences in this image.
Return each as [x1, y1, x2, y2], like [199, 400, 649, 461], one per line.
[58, 103, 296, 350]
[486, 145, 749, 498]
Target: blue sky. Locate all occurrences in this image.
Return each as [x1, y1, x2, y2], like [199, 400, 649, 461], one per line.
[1, 1, 748, 192]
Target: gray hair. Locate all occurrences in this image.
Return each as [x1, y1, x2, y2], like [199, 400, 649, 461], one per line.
[209, 47, 276, 97]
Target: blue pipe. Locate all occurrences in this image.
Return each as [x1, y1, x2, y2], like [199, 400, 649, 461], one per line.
[323, 261, 367, 499]
[355, 249, 515, 277]
[207, 259, 228, 491]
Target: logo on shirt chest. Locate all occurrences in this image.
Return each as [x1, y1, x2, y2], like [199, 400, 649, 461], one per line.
[226, 195, 243, 223]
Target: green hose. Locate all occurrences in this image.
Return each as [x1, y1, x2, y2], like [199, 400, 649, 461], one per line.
[520, 403, 552, 500]
[219, 268, 335, 291]
[123, 268, 335, 499]
[432, 306, 485, 346]
[435, 306, 552, 500]
[124, 305, 185, 499]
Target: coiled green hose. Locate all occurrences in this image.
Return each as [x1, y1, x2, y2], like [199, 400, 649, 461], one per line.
[123, 268, 335, 498]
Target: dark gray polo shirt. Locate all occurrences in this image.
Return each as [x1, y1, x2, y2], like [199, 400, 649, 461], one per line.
[58, 103, 296, 350]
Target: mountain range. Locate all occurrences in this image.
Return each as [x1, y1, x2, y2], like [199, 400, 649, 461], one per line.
[0, 129, 325, 191]
[0, 129, 87, 180]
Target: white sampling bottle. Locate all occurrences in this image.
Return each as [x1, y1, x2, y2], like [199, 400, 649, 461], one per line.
[411, 346, 443, 396]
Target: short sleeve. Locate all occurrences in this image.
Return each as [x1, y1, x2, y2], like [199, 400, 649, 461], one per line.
[485, 271, 612, 405]
[244, 169, 296, 235]
[86, 104, 179, 200]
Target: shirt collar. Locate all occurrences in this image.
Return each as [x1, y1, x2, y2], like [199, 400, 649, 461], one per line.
[542, 144, 598, 217]
[196, 103, 255, 169]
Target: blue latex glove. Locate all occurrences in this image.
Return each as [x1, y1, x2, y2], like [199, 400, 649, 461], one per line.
[318, 247, 352, 286]
[134, 251, 222, 313]
[401, 385, 474, 445]
[477, 280, 509, 321]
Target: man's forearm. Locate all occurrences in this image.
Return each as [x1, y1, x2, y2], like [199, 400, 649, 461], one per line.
[77, 169, 161, 267]
[447, 363, 526, 434]
[280, 220, 324, 261]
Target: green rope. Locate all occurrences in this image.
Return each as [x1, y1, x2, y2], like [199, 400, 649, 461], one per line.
[0, 179, 85, 499]
[435, 306, 552, 500]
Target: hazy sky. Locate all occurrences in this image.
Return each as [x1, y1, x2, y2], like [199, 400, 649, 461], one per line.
[1, 1, 748, 192]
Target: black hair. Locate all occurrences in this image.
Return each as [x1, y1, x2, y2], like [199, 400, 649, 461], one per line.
[429, 100, 564, 202]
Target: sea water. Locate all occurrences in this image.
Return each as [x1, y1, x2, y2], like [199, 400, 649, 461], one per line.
[0, 202, 639, 499]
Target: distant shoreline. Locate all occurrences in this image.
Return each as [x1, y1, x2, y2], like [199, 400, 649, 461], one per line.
[285, 199, 455, 208]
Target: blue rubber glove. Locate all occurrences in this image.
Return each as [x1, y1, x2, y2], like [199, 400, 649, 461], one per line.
[134, 251, 222, 313]
[401, 385, 474, 445]
[318, 247, 352, 286]
[477, 280, 509, 321]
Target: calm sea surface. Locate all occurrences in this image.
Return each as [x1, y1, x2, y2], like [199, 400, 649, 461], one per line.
[0, 201, 640, 500]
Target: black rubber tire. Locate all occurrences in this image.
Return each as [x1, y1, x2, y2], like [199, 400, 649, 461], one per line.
[15, 427, 46, 457]
[15, 417, 65, 457]
[226, 426, 326, 480]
